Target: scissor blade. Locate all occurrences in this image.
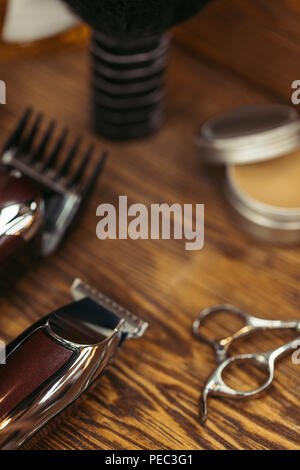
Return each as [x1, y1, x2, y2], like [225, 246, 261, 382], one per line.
[199, 390, 209, 425]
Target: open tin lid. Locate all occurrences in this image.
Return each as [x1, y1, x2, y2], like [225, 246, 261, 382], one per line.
[195, 104, 300, 165]
[196, 104, 300, 244]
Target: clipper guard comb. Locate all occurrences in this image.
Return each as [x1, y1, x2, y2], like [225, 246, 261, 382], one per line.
[0, 109, 107, 266]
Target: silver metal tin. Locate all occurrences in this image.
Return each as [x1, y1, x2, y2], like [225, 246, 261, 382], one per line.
[196, 104, 300, 243]
[226, 166, 300, 244]
[196, 104, 300, 165]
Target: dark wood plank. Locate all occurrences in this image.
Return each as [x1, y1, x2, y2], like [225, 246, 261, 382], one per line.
[0, 41, 299, 450]
[174, 0, 300, 101]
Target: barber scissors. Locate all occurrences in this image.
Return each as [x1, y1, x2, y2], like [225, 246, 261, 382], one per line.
[193, 305, 300, 423]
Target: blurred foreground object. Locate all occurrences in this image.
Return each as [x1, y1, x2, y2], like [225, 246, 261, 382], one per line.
[173, 0, 300, 102]
[62, 0, 212, 140]
[0, 278, 148, 450]
[0, 0, 89, 61]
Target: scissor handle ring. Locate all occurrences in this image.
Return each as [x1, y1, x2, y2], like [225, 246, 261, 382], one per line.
[193, 304, 250, 357]
[209, 352, 274, 399]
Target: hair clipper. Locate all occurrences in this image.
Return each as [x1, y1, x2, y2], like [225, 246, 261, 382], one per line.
[0, 278, 148, 450]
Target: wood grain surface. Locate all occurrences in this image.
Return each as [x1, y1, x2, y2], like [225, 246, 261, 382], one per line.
[174, 0, 300, 101]
[0, 30, 300, 449]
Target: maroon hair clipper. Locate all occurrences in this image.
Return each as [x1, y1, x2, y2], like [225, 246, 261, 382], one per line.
[0, 109, 107, 264]
[0, 278, 148, 450]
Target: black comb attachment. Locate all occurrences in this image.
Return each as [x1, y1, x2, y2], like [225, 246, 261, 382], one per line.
[2, 107, 32, 152]
[1, 109, 108, 256]
[2, 109, 108, 196]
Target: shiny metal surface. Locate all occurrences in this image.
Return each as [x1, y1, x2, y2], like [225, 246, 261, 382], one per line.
[1, 109, 107, 257]
[193, 305, 300, 423]
[0, 197, 43, 243]
[226, 165, 300, 244]
[196, 104, 300, 165]
[195, 104, 300, 243]
[0, 279, 148, 449]
[71, 278, 149, 339]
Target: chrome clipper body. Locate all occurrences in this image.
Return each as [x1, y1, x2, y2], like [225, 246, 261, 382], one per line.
[0, 109, 107, 263]
[0, 279, 148, 450]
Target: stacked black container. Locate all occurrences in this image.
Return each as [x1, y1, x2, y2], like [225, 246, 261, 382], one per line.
[62, 0, 212, 141]
[91, 32, 169, 140]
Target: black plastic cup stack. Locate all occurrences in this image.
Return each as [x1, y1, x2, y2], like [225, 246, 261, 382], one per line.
[90, 31, 169, 140]
[62, 0, 211, 141]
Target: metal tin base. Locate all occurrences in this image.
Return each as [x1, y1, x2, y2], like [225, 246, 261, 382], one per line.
[226, 166, 300, 245]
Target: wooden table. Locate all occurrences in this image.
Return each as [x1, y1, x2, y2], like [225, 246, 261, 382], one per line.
[0, 34, 299, 450]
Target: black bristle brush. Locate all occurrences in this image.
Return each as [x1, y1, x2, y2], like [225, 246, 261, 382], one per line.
[62, 0, 212, 140]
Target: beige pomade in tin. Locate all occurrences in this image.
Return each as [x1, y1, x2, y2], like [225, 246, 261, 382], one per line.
[196, 104, 300, 243]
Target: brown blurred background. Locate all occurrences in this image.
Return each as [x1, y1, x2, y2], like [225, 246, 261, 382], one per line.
[0, 0, 300, 451]
[173, 0, 300, 101]
[1, 0, 300, 102]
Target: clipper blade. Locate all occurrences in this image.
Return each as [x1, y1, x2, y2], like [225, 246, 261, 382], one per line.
[71, 278, 149, 339]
